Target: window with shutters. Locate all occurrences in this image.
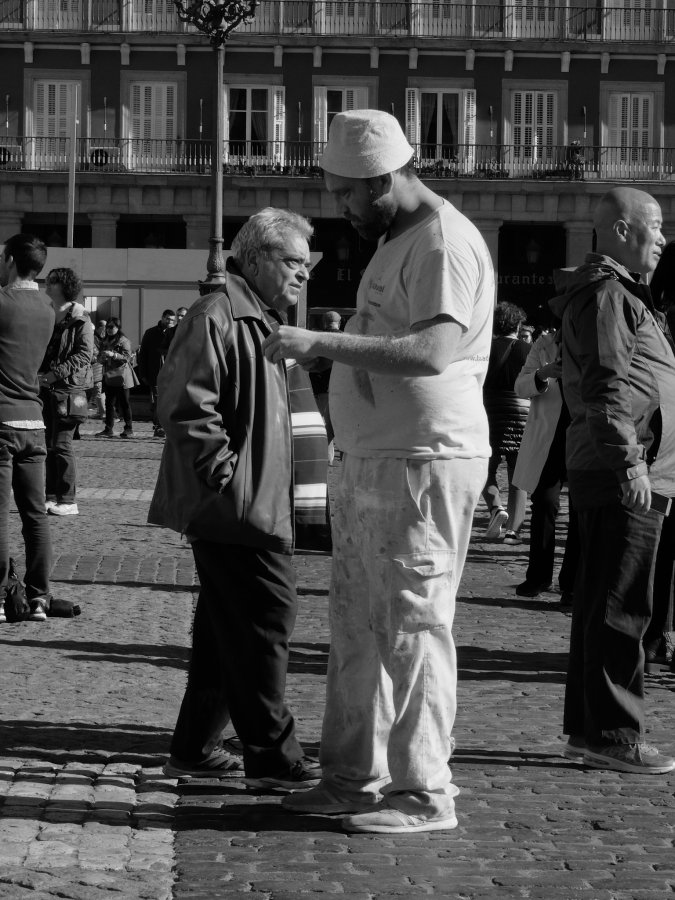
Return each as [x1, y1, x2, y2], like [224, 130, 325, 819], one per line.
[225, 85, 285, 165]
[313, 86, 369, 147]
[128, 82, 177, 170]
[32, 0, 82, 29]
[31, 79, 81, 169]
[405, 87, 476, 171]
[600, 83, 662, 178]
[127, 0, 177, 30]
[511, 90, 557, 162]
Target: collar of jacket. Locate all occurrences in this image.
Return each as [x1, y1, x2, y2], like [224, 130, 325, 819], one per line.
[223, 258, 272, 324]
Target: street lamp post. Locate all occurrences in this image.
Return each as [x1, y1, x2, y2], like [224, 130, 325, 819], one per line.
[173, 0, 259, 294]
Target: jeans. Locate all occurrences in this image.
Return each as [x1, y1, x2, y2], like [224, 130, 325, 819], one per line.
[43, 393, 79, 503]
[87, 381, 105, 417]
[526, 434, 580, 591]
[103, 385, 133, 432]
[563, 501, 663, 745]
[644, 502, 675, 652]
[0, 426, 52, 600]
[482, 449, 527, 533]
[170, 540, 303, 777]
[321, 454, 486, 817]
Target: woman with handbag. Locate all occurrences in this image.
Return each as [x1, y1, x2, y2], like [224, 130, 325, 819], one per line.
[39, 267, 94, 517]
[96, 318, 137, 439]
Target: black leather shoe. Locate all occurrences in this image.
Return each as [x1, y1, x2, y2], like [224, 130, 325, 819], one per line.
[515, 580, 552, 597]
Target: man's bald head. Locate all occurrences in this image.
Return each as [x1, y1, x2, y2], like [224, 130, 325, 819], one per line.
[593, 187, 665, 277]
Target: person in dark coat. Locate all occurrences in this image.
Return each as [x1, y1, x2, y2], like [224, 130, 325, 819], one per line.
[137, 309, 176, 437]
[481, 301, 531, 542]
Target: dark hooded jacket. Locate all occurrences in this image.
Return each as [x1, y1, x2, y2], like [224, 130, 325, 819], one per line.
[550, 253, 675, 508]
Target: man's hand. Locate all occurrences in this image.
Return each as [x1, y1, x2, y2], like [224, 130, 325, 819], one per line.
[537, 359, 562, 381]
[263, 326, 321, 364]
[620, 474, 651, 513]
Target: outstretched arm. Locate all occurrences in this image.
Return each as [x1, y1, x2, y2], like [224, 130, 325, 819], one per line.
[263, 316, 464, 377]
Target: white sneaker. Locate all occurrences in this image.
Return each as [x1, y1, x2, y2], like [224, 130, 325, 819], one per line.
[45, 500, 57, 512]
[48, 503, 79, 516]
[342, 805, 458, 834]
[485, 506, 508, 539]
[0, 601, 6, 624]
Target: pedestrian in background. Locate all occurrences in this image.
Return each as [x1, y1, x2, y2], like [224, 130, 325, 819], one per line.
[264, 110, 494, 834]
[481, 301, 530, 543]
[512, 327, 579, 602]
[149, 208, 321, 790]
[96, 318, 136, 439]
[0, 235, 56, 623]
[39, 267, 93, 517]
[553, 186, 675, 774]
[88, 318, 107, 419]
[137, 309, 176, 438]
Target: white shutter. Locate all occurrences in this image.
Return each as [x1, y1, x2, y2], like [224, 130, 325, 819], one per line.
[345, 87, 368, 111]
[272, 86, 285, 164]
[130, 83, 177, 140]
[34, 81, 76, 137]
[405, 88, 420, 153]
[314, 86, 328, 146]
[462, 88, 476, 172]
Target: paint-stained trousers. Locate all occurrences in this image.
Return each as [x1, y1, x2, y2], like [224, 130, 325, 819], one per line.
[320, 454, 486, 818]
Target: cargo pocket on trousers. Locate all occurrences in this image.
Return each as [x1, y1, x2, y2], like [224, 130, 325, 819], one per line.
[390, 551, 455, 633]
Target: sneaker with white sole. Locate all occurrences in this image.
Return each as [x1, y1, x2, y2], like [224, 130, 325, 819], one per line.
[282, 784, 380, 815]
[48, 503, 79, 516]
[485, 506, 508, 539]
[0, 601, 5, 624]
[243, 760, 321, 790]
[45, 500, 57, 512]
[163, 746, 242, 778]
[584, 742, 675, 774]
[28, 598, 48, 622]
[342, 805, 459, 834]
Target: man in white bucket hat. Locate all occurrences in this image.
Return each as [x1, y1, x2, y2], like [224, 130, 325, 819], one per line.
[264, 109, 495, 833]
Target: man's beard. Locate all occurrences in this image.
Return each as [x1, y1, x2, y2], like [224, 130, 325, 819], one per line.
[351, 203, 396, 242]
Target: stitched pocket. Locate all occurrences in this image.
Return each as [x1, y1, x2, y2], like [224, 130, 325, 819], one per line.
[390, 550, 455, 633]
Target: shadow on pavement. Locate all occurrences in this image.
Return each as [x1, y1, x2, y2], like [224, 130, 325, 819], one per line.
[458, 594, 568, 612]
[288, 642, 329, 675]
[0, 638, 189, 668]
[175, 800, 343, 833]
[1, 720, 172, 761]
[457, 646, 567, 683]
[49, 578, 195, 591]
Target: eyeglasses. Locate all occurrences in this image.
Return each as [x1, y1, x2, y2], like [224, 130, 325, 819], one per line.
[265, 248, 312, 274]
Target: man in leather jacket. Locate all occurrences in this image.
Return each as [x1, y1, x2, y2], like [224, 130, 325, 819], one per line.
[551, 187, 675, 775]
[149, 208, 320, 790]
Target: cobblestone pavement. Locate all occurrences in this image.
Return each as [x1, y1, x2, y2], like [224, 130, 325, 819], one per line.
[1, 422, 674, 900]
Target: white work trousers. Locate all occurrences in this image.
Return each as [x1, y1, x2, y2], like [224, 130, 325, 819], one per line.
[321, 454, 487, 817]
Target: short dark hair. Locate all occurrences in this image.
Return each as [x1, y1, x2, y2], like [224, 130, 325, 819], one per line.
[493, 301, 527, 336]
[3, 234, 47, 278]
[45, 267, 82, 303]
[162, 308, 176, 317]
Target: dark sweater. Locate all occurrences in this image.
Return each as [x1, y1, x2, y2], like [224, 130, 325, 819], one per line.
[0, 286, 55, 421]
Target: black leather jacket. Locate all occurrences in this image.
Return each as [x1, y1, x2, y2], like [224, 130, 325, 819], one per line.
[148, 261, 294, 552]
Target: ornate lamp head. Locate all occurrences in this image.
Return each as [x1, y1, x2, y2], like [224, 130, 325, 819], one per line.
[173, 0, 259, 46]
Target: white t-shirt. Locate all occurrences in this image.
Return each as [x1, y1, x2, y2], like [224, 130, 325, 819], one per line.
[329, 200, 494, 459]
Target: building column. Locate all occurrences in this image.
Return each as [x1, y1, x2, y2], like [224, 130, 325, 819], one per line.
[473, 219, 502, 272]
[184, 215, 211, 251]
[0, 213, 24, 237]
[89, 213, 119, 248]
[565, 222, 594, 267]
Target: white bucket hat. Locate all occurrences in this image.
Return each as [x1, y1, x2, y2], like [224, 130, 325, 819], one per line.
[319, 109, 415, 179]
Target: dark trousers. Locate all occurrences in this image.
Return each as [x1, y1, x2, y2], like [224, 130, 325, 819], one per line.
[43, 394, 78, 503]
[0, 426, 52, 600]
[149, 385, 160, 429]
[644, 502, 675, 651]
[103, 385, 133, 431]
[563, 502, 662, 745]
[526, 440, 580, 592]
[170, 540, 303, 777]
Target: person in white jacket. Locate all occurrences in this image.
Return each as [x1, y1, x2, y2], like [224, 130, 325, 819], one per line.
[512, 329, 579, 600]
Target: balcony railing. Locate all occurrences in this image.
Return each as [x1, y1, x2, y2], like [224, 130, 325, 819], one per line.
[2, 1, 675, 42]
[1, 137, 674, 181]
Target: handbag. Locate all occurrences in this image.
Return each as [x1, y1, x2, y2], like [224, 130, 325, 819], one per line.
[51, 388, 89, 422]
